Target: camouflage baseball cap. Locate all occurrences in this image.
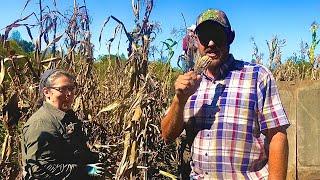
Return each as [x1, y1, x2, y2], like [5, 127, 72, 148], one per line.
[196, 9, 231, 30]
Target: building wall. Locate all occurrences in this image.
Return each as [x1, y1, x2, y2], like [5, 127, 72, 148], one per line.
[277, 81, 320, 180]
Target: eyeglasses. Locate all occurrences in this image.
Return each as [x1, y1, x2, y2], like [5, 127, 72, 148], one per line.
[48, 85, 77, 94]
[196, 22, 228, 47]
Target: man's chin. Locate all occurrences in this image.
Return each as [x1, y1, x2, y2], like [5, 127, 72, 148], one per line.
[207, 59, 223, 70]
[61, 103, 72, 112]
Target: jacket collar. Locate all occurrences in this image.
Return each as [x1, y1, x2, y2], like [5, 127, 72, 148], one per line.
[43, 101, 66, 121]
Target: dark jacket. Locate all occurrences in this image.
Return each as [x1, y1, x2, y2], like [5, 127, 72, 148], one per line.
[21, 102, 98, 179]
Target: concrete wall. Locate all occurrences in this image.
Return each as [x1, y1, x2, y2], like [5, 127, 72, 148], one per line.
[277, 81, 320, 180]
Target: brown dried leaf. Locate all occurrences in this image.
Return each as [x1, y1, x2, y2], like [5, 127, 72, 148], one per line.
[41, 57, 61, 64]
[159, 169, 178, 179]
[73, 96, 81, 112]
[132, 106, 142, 121]
[128, 140, 137, 169]
[0, 59, 5, 85]
[97, 101, 121, 116]
[0, 134, 10, 164]
[116, 133, 131, 178]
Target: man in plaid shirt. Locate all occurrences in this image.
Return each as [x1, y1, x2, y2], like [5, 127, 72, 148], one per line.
[161, 9, 290, 180]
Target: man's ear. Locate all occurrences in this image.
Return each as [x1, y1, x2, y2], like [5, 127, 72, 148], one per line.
[43, 87, 50, 99]
[228, 30, 235, 45]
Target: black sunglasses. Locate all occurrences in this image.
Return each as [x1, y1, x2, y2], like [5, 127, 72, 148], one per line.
[196, 21, 228, 47]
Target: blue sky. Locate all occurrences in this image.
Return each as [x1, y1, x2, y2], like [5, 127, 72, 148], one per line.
[1, 0, 319, 66]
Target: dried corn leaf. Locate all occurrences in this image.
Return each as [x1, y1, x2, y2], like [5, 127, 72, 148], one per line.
[98, 16, 111, 45]
[42, 63, 51, 71]
[22, 0, 32, 12]
[132, 106, 142, 121]
[0, 59, 5, 85]
[41, 34, 64, 60]
[97, 101, 121, 116]
[159, 169, 177, 179]
[116, 161, 128, 180]
[4, 12, 34, 39]
[15, 55, 26, 59]
[128, 140, 137, 169]
[4, 57, 11, 62]
[0, 134, 9, 164]
[73, 96, 81, 112]
[0, 134, 12, 164]
[150, 124, 160, 134]
[41, 57, 61, 64]
[116, 132, 131, 178]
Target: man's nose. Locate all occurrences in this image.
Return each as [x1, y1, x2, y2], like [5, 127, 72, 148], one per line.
[208, 40, 215, 47]
[65, 90, 73, 96]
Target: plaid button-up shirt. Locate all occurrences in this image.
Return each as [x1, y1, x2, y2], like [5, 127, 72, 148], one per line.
[184, 54, 290, 179]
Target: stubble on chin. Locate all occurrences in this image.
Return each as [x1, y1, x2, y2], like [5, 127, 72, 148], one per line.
[206, 59, 222, 72]
[61, 102, 72, 112]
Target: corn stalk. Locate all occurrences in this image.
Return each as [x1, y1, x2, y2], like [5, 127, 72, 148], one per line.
[266, 36, 286, 70]
[97, 0, 178, 179]
[308, 22, 320, 67]
[250, 37, 263, 64]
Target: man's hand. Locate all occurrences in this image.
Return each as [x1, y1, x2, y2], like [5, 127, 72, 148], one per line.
[175, 71, 201, 104]
[161, 71, 201, 142]
[85, 163, 104, 177]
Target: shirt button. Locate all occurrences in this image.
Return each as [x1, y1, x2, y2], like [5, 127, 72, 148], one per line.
[207, 134, 210, 137]
[205, 153, 208, 156]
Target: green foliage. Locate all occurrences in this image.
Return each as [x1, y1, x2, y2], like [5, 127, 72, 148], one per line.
[94, 54, 127, 80]
[148, 60, 182, 97]
[18, 40, 35, 53]
[11, 40, 33, 57]
[149, 61, 181, 79]
[308, 22, 320, 66]
[160, 38, 177, 63]
[273, 58, 320, 81]
[9, 31, 35, 53]
[10, 31, 22, 41]
[96, 54, 127, 62]
[0, 40, 31, 57]
[0, 45, 6, 57]
[8, 40, 27, 55]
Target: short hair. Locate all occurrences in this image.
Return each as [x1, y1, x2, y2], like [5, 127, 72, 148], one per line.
[44, 70, 76, 88]
[36, 69, 76, 107]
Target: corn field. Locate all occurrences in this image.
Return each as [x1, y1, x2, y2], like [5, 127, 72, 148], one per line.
[1, 1, 320, 180]
[251, 34, 320, 81]
[0, 0, 180, 179]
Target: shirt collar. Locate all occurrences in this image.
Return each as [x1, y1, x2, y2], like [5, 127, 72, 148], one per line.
[202, 54, 235, 82]
[43, 101, 66, 121]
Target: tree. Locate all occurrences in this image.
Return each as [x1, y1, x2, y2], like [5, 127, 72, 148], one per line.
[10, 30, 21, 41]
[9, 30, 34, 53]
[18, 40, 35, 53]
